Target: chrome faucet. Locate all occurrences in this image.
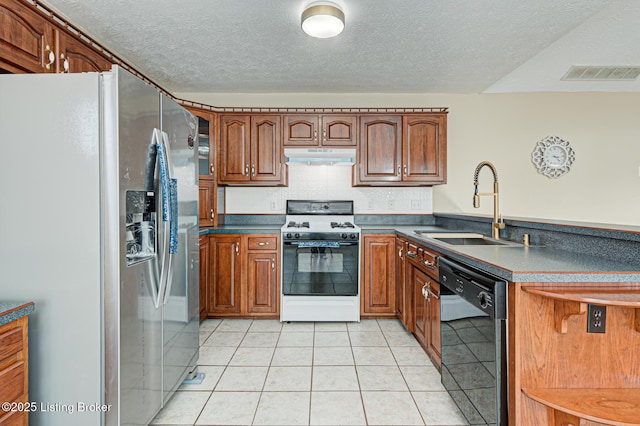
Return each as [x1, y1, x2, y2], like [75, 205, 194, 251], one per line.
[473, 161, 505, 239]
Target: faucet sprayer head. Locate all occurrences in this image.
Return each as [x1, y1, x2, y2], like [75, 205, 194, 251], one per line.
[473, 185, 480, 208]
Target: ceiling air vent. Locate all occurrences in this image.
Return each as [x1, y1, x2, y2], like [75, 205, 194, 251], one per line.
[562, 66, 640, 81]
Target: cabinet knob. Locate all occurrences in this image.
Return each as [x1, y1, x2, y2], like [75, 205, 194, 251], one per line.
[397, 165, 401, 176]
[60, 53, 69, 73]
[210, 163, 215, 174]
[313, 129, 318, 141]
[45, 45, 56, 70]
[210, 209, 215, 220]
[271, 259, 275, 270]
[256, 242, 269, 246]
[235, 243, 239, 256]
[403, 165, 408, 176]
[244, 164, 249, 175]
[323, 128, 327, 142]
[251, 164, 255, 176]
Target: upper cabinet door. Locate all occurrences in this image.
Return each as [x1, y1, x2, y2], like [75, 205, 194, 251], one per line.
[321, 115, 358, 146]
[219, 115, 251, 183]
[250, 115, 282, 182]
[402, 114, 447, 184]
[189, 109, 216, 181]
[283, 115, 319, 146]
[355, 115, 402, 184]
[0, 0, 56, 73]
[56, 31, 112, 73]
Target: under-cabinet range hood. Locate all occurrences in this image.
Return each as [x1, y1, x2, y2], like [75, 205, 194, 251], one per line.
[284, 148, 356, 166]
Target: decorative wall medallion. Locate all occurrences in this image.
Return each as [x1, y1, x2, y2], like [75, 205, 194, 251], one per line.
[531, 135, 575, 178]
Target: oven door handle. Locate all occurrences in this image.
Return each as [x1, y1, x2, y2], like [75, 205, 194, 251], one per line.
[283, 241, 359, 247]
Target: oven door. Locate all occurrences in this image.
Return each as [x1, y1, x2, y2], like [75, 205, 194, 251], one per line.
[282, 240, 359, 296]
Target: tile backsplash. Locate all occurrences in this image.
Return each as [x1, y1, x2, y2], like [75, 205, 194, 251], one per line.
[225, 165, 433, 214]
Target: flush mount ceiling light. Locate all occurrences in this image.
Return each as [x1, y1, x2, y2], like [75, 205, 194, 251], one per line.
[301, 2, 345, 39]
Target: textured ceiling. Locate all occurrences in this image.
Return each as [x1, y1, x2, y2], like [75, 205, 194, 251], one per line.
[39, 0, 640, 94]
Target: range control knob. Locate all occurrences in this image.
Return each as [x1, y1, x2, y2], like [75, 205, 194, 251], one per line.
[349, 233, 356, 239]
[285, 233, 292, 239]
[294, 233, 300, 239]
[341, 233, 348, 239]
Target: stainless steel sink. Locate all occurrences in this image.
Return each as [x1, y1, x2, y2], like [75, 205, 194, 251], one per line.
[413, 231, 517, 246]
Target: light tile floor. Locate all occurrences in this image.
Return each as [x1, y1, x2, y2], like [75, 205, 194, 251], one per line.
[151, 318, 469, 426]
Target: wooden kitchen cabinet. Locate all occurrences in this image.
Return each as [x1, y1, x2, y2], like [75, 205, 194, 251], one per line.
[411, 264, 430, 348]
[246, 236, 279, 315]
[208, 235, 243, 315]
[355, 113, 447, 186]
[514, 284, 640, 426]
[218, 114, 286, 185]
[198, 181, 216, 227]
[355, 115, 402, 184]
[198, 236, 210, 320]
[189, 108, 217, 182]
[205, 233, 280, 318]
[0, 0, 56, 73]
[361, 234, 396, 317]
[409, 261, 441, 367]
[395, 237, 411, 330]
[0, 0, 112, 74]
[219, 115, 250, 183]
[0, 315, 29, 426]
[402, 114, 446, 184]
[190, 108, 218, 227]
[283, 114, 358, 147]
[406, 241, 442, 367]
[56, 30, 112, 73]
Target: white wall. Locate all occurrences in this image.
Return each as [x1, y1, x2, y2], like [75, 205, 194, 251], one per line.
[178, 92, 640, 225]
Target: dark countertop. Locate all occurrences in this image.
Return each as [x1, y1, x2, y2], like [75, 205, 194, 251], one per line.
[0, 301, 35, 326]
[200, 225, 282, 235]
[386, 226, 640, 283]
[200, 223, 640, 283]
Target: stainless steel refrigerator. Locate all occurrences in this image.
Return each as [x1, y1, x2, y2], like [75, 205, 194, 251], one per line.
[0, 66, 200, 425]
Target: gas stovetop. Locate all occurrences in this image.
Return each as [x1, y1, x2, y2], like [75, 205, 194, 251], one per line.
[281, 200, 360, 239]
[283, 220, 357, 230]
[281, 220, 360, 237]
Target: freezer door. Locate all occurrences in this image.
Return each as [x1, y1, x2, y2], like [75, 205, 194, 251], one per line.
[104, 67, 163, 426]
[159, 94, 200, 402]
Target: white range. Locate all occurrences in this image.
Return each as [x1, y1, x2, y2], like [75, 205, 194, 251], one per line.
[280, 200, 361, 322]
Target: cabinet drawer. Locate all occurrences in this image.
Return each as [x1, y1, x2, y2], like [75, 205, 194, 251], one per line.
[418, 248, 439, 280]
[0, 361, 25, 403]
[0, 327, 23, 362]
[247, 236, 277, 250]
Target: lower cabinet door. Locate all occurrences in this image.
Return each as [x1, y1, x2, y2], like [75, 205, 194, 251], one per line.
[246, 252, 278, 314]
[412, 265, 429, 348]
[209, 236, 242, 314]
[427, 281, 441, 367]
[199, 237, 210, 319]
[362, 235, 396, 316]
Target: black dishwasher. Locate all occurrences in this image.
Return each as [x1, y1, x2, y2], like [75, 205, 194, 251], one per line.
[439, 257, 507, 426]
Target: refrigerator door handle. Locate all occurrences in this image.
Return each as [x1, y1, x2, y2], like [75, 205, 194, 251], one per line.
[161, 131, 178, 305]
[155, 128, 174, 309]
[143, 129, 163, 309]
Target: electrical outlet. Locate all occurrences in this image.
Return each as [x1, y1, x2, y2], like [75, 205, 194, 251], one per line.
[587, 304, 606, 333]
[411, 200, 422, 210]
[270, 201, 277, 211]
